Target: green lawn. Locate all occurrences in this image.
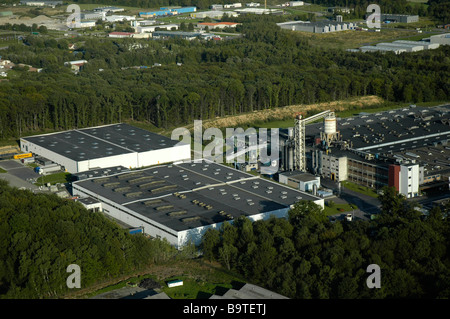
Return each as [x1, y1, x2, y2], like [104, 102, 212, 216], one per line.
[83, 259, 246, 299]
[0, 167, 7, 173]
[35, 172, 72, 186]
[162, 276, 242, 299]
[341, 180, 378, 198]
[285, 4, 327, 13]
[323, 202, 357, 216]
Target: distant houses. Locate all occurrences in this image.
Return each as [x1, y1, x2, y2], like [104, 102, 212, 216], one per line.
[64, 60, 88, 72]
[277, 20, 356, 33]
[197, 22, 240, 30]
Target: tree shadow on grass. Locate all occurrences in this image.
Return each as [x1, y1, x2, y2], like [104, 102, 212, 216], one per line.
[196, 291, 213, 299]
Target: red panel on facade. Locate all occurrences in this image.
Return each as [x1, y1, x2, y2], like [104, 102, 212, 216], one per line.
[388, 164, 400, 192]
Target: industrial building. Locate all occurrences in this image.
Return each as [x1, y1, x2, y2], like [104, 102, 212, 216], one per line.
[105, 15, 136, 22]
[428, 33, 450, 46]
[94, 6, 125, 13]
[277, 20, 356, 33]
[359, 45, 406, 54]
[152, 31, 204, 40]
[381, 14, 419, 23]
[327, 7, 353, 14]
[72, 166, 130, 181]
[298, 105, 450, 197]
[375, 42, 425, 52]
[197, 22, 240, 30]
[224, 3, 242, 9]
[360, 39, 441, 54]
[235, 8, 283, 15]
[210, 4, 224, 10]
[20, 0, 62, 7]
[140, 6, 197, 18]
[134, 20, 156, 27]
[210, 283, 289, 299]
[20, 123, 191, 174]
[80, 11, 106, 21]
[190, 10, 239, 19]
[393, 40, 440, 50]
[136, 24, 179, 33]
[278, 171, 320, 193]
[108, 32, 135, 38]
[72, 160, 324, 248]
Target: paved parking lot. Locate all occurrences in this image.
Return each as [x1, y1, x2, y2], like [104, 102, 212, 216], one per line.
[0, 159, 39, 190]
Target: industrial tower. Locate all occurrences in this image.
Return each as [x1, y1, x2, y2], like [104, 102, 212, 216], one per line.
[294, 110, 336, 172]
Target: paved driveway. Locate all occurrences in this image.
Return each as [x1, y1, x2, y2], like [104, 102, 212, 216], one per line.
[0, 159, 39, 190]
[320, 179, 381, 221]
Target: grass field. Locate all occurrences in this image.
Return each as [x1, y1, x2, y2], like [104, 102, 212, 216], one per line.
[341, 180, 379, 198]
[35, 171, 72, 186]
[305, 28, 420, 50]
[323, 202, 357, 216]
[285, 4, 328, 13]
[0, 167, 7, 173]
[76, 259, 247, 299]
[161, 275, 243, 299]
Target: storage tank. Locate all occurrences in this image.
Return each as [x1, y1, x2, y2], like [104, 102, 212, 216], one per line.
[288, 127, 294, 139]
[324, 115, 337, 135]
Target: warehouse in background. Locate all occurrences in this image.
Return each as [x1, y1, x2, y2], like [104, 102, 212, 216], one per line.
[277, 20, 356, 33]
[20, 123, 191, 173]
[381, 14, 419, 23]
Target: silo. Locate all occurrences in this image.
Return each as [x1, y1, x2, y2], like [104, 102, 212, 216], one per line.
[324, 114, 337, 135]
[288, 127, 294, 139]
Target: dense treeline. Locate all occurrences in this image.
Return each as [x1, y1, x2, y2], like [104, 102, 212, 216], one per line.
[0, 16, 448, 139]
[0, 179, 178, 298]
[201, 186, 450, 298]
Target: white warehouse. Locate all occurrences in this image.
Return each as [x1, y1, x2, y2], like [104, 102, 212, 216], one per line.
[376, 42, 425, 52]
[72, 160, 325, 248]
[20, 123, 191, 173]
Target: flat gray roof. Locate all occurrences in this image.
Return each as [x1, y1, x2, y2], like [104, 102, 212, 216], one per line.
[76, 197, 101, 206]
[305, 105, 450, 154]
[280, 171, 319, 182]
[22, 123, 182, 161]
[211, 283, 289, 299]
[73, 160, 322, 232]
[72, 166, 130, 180]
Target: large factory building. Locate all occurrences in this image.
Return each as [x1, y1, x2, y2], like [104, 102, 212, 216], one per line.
[72, 160, 324, 248]
[19, 123, 191, 173]
[299, 105, 450, 198]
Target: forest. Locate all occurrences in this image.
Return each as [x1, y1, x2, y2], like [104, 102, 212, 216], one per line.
[0, 14, 448, 140]
[0, 179, 179, 298]
[201, 186, 450, 298]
